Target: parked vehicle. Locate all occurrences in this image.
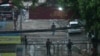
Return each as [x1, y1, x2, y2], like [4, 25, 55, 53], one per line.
[67, 20, 83, 33]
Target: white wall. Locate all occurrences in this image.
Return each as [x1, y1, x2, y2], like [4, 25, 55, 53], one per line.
[38, 0, 46, 3]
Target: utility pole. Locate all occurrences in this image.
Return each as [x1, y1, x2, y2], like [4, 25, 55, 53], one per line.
[12, 8, 17, 30]
[20, 9, 23, 30]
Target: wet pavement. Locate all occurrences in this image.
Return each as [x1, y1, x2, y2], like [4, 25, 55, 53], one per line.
[16, 12, 89, 56]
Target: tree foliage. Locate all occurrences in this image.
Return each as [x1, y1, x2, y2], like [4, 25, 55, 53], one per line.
[12, 0, 23, 9]
[58, 0, 100, 31]
[77, 0, 100, 31]
[58, 0, 100, 39]
[31, 0, 37, 8]
[12, 0, 38, 9]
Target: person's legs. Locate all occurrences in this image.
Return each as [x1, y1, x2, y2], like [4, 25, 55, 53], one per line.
[47, 48, 51, 56]
[68, 49, 70, 56]
[48, 49, 50, 56]
[69, 49, 72, 56]
[68, 49, 72, 56]
[70, 50, 72, 56]
[48, 48, 51, 56]
[52, 30, 55, 36]
[47, 48, 49, 56]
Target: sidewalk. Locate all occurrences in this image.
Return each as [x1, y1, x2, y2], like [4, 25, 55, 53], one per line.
[27, 43, 84, 56]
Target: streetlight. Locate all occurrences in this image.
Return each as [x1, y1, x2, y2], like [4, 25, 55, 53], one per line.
[58, 6, 69, 39]
[58, 7, 63, 11]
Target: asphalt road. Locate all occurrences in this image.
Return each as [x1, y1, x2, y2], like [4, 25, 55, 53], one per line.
[18, 19, 88, 56]
[15, 10, 90, 56]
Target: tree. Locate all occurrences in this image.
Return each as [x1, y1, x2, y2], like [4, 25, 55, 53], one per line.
[58, 0, 100, 56]
[12, 0, 38, 9]
[32, 0, 37, 7]
[68, 0, 100, 56]
[12, 0, 23, 9]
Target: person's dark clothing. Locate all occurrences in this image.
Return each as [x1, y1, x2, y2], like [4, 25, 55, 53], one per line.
[51, 24, 56, 30]
[46, 39, 52, 56]
[67, 39, 73, 56]
[67, 41, 73, 50]
[51, 23, 56, 35]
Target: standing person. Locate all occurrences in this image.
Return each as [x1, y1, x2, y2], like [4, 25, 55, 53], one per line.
[51, 22, 56, 36]
[46, 39, 52, 56]
[67, 39, 73, 56]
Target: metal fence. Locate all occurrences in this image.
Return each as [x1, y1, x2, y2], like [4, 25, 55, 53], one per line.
[16, 40, 92, 56]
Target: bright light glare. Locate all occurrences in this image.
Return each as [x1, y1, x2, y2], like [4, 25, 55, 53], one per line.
[58, 7, 63, 11]
[0, 4, 10, 6]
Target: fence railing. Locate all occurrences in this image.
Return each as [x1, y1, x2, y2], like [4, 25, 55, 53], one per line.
[16, 41, 92, 56]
